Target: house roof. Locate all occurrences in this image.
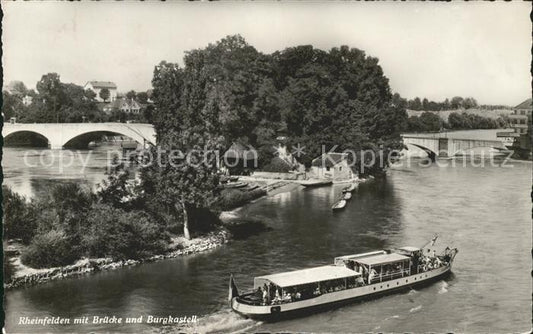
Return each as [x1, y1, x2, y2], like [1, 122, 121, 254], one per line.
[515, 98, 532, 110]
[121, 98, 141, 109]
[311, 153, 348, 168]
[355, 253, 410, 266]
[254, 265, 360, 288]
[397, 246, 420, 253]
[103, 98, 141, 110]
[87, 81, 117, 89]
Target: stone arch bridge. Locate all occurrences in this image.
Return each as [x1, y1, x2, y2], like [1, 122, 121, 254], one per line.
[402, 133, 507, 161]
[2, 122, 156, 149]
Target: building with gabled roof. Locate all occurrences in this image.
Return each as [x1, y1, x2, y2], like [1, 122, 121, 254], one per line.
[84, 81, 118, 102]
[515, 98, 532, 111]
[310, 152, 354, 181]
[102, 97, 142, 114]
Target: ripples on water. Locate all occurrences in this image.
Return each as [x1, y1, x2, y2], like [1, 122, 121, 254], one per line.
[2, 143, 531, 333]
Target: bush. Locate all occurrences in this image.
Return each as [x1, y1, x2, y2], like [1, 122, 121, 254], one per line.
[81, 204, 169, 260]
[3, 252, 15, 283]
[262, 157, 292, 173]
[2, 186, 37, 244]
[21, 230, 79, 268]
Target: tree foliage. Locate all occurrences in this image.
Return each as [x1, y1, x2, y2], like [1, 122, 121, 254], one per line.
[404, 95, 480, 111]
[99, 88, 110, 102]
[4, 73, 108, 123]
[2, 186, 37, 244]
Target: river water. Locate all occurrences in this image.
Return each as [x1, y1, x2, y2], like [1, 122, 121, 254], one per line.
[2, 131, 531, 333]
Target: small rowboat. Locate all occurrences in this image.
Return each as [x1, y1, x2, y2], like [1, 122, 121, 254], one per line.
[224, 182, 248, 189]
[342, 183, 357, 193]
[300, 179, 333, 188]
[332, 199, 347, 210]
[343, 192, 352, 200]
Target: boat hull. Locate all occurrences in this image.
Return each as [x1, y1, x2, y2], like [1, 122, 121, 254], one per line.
[231, 264, 452, 321]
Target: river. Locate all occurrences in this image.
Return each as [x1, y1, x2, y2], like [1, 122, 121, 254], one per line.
[2, 131, 531, 333]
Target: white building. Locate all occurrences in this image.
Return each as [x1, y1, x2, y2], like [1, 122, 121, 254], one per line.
[22, 95, 33, 106]
[310, 152, 354, 181]
[84, 81, 118, 102]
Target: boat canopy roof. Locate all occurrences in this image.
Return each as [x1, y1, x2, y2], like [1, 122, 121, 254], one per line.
[397, 246, 420, 252]
[356, 253, 410, 266]
[254, 265, 361, 288]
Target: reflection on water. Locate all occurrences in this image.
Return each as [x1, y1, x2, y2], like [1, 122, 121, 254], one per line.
[2, 139, 531, 333]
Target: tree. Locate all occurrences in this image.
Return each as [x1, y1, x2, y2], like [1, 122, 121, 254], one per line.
[14, 73, 103, 123]
[6, 80, 28, 96]
[276, 44, 404, 170]
[2, 91, 25, 120]
[463, 97, 478, 109]
[392, 93, 407, 109]
[137, 91, 149, 104]
[126, 90, 137, 100]
[410, 97, 422, 110]
[450, 96, 464, 109]
[140, 131, 222, 240]
[99, 88, 110, 102]
[419, 112, 441, 132]
[422, 98, 429, 110]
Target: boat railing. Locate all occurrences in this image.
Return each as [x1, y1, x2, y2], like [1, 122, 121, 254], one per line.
[370, 269, 410, 284]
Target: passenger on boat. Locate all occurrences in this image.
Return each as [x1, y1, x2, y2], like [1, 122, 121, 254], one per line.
[262, 287, 268, 305]
[369, 268, 378, 283]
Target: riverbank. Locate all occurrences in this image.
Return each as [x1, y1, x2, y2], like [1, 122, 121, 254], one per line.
[4, 176, 368, 290]
[3, 178, 304, 291]
[4, 227, 231, 290]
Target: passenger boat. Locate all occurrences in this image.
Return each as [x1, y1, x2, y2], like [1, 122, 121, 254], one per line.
[331, 199, 347, 210]
[229, 236, 458, 321]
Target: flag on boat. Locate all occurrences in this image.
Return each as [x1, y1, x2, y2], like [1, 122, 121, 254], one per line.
[228, 274, 239, 304]
[431, 235, 438, 246]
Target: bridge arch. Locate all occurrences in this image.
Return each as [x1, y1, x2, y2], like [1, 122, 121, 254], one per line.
[404, 143, 437, 161]
[62, 130, 140, 149]
[3, 130, 51, 148]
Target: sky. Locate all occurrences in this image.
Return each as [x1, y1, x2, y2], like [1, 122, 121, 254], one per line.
[3, 1, 531, 106]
